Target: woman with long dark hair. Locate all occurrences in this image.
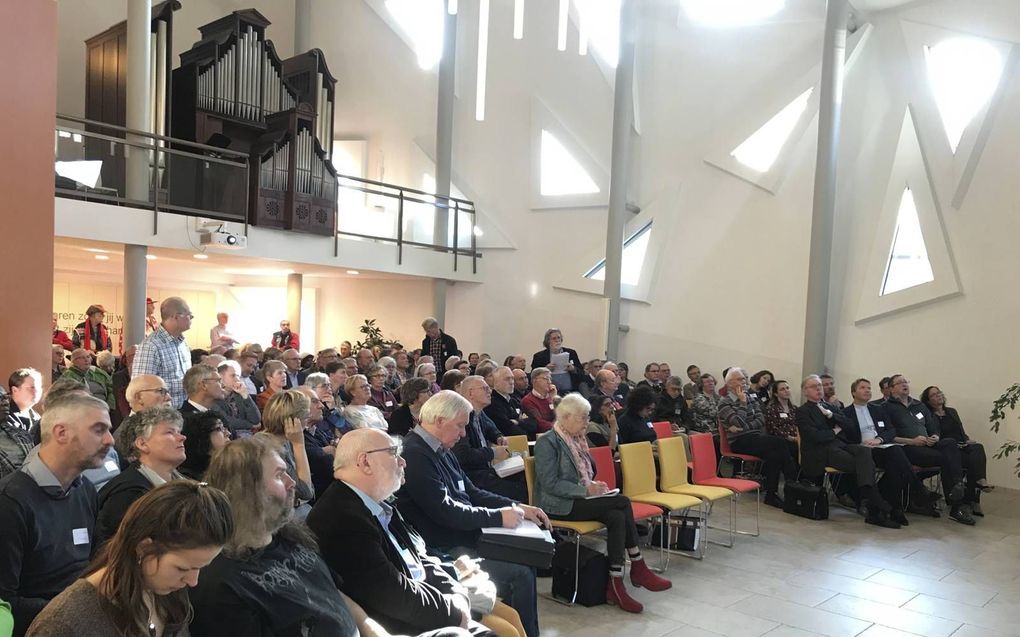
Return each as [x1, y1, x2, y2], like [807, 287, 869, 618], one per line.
[27, 481, 233, 636]
[179, 411, 231, 480]
[921, 386, 991, 516]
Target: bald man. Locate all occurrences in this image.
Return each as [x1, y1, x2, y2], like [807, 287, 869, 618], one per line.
[124, 375, 172, 416]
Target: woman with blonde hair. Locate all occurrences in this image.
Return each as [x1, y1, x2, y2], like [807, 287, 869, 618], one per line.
[257, 389, 315, 516]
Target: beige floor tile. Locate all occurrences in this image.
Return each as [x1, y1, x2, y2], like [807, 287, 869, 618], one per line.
[729, 594, 872, 637]
[817, 594, 961, 637]
[856, 625, 928, 637]
[761, 626, 826, 637]
[670, 561, 837, 607]
[864, 569, 997, 607]
[787, 569, 918, 607]
[949, 624, 1017, 637]
[901, 594, 1020, 635]
[659, 625, 735, 637]
[833, 552, 953, 581]
[650, 595, 780, 637]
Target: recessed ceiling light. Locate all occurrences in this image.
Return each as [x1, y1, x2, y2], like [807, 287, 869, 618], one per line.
[145, 254, 157, 260]
[94, 254, 110, 261]
[193, 254, 209, 260]
[346, 270, 360, 275]
[223, 268, 295, 276]
[84, 248, 113, 254]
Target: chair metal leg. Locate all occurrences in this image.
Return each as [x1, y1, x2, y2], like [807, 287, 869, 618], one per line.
[732, 489, 760, 537]
[542, 530, 582, 607]
[707, 495, 735, 548]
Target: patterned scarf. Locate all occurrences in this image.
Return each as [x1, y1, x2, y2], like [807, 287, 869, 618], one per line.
[554, 423, 594, 486]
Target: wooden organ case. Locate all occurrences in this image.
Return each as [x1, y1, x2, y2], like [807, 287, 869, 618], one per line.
[171, 9, 338, 235]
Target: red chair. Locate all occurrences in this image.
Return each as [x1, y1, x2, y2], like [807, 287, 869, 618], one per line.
[717, 421, 763, 479]
[651, 421, 674, 439]
[590, 446, 663, 525]
[689, 433, 759, 537]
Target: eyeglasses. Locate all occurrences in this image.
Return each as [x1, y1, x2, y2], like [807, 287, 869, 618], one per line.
[177, 313, 194, 319]
[139, 387, 171, 396]
[202, 378, 223, 385]
[365, 444, 402, 458]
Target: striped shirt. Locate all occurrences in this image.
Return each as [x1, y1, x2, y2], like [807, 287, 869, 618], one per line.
[131, 325, 192, 408]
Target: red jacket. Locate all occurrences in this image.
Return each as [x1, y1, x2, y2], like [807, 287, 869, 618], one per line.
[52, 329, 74, 351]
[271, 330, 300, 351]
[72, 321, 111, 352]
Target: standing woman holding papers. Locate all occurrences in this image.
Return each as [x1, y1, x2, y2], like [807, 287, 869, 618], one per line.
[530, 329, 582, 395]
[533, 394, 671, 614]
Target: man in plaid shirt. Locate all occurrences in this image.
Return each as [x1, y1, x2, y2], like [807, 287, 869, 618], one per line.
[131, 297, 193, 408]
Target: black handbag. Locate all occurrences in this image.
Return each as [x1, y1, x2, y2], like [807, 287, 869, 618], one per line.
[650, 515, 700, 551]
[476, 530, 555, 569]
[783, 480, 829, 520]
[551, 542, 608, 606]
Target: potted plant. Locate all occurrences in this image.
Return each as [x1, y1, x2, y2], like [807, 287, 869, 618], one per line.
[989, 383, 1020, 478]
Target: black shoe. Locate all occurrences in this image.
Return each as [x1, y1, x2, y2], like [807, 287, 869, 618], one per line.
[906, 501, 940, 518]
[890, 509, 909, 526]
[837, 494, 858, 509]
[865, 509, 901, 529]
[949, 505, 976, 526]
[969, 502, 984, 517]
[764, 493, 784, 509]
[947, 483, 965, 505]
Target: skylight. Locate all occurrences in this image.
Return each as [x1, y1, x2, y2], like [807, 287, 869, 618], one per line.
[730, 87, 813, 173]
[680, 0, 784, 28]
[924, 37, 1004, 154]
[881, 188, 934, 295]
[540, 129, 600, 196]
[586, 222, 652, 286]
[385, 0, 444, 70]
[575, 0, 621, 67]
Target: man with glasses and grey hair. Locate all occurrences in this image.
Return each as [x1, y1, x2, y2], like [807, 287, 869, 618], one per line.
[124, 374, 172, 416]
[132, 296, 193, 408]
[396, 391, 548, 637]
[453, 376, 524, 502]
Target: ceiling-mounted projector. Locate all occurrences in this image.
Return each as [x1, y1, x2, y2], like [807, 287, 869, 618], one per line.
[199, 230, 247, 249]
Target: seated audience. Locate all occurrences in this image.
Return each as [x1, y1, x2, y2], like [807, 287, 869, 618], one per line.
[215, 360, 261, 437]
[585, 395, 619, 449]
[718, 368, 796, 508]
[600, 362, 630, 402]
[111, 347, 135, 425]
[7, 369, 42, 433]
[821, 374, 844, 409]
[26, 481, 233, 637]
[876, 377, 893, 402]
[238, 350, 264, 396]
[617, 362, 636, 389]
[324, 361, 349, 405]
[592, 369, 627, 411]
[636, 363, 662, 391]
[50, 344, 66, 383]
[71, 304, 111, 353]
[504, 355, 527, 372]
[682, 365, 702, 400]
[485, 367, 535, 438]
[178, 411, 231, 480]
[921, 385, 988, 517]
[394, 350, 413, 385]
[416, 362, 442, 395]
[344, 375, 390, 431]
[255, 359, 287, 412]
[655, 376, 693, 431]
[304, 372, 349, 439]
[616, 385, 658, 445]
[271, 319, 300, 351]
[535, 394, 671, 614]
[843, 379, 939, 520]
[124, 374, 172, 417]
[0, 392, 112, 635]
[883, 375, 972, 524]
[93, 352, 117, 410]
[64, 348, 113, 407]
[511, 369, 530, 400]
[281, 349, 303, 389]
[378, 356, 403, 393]
[179, 364, 226, 417]
[763, 380, 799, 458]
[388, 378, 431, 437]
[796, 375, 899, 529]
[194, 438, 469, 637]
[577, 360, 600, 399]
[256, 390, 316, 516]
[357, 348, 377, 374]
[309, 428, 518, 637]
[748, 370, 773, 404]
[0, 387, 33, 481]
[531, 329, 582, 395]
[519, 368, 556, 434]
[300, 348, 339, 386]
[689, 374, 719, 433]
[441, 370, 466, 392]
[96, 407, 187, 545]
[296, 387, 338, 500]
[395, 391, 549, 637]
[51, 317, 73, 352]
[453, 377, 525, 502]
[367, 364, 399, 420]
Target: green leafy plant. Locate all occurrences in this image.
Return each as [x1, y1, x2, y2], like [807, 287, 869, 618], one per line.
[353, 319, 395, 351]
[989, 383, 1020, 478]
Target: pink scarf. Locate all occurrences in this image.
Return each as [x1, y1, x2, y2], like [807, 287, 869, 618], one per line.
[554, 423, 594, 486]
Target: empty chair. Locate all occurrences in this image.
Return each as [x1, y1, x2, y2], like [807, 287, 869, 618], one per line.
[651, 421, 674, 439]
[590, 446, 663, 527]
[689, 433, 760, 537]
[657, 436, 736, 553]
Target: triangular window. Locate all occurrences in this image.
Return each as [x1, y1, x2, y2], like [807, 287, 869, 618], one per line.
[730, 87, 813, 173]
[881, 188, 934, 295]
[585, 222, 652, 286]
[540, 130, 600, 196]
[924, 37, 1004, 154]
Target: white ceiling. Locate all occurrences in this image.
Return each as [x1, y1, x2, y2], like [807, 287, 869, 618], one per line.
[848, 0, 929, 12]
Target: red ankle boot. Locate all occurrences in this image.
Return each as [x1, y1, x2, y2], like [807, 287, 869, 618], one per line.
[629, 558, 672, 591]
[606, 576, 643, 613]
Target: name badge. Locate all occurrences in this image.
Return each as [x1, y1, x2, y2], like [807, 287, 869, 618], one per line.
[104, 460, 119, 472]
[398, 547, 426, 581]
[72, 528, 90, 546]
[457, 479, 465, 492]
[877, 421, 885, 428]
[779, 413, 788, 419]
[515, 408, 521, 415]
[675, 408, 683, 415]
[915, 412, 924, 420]
[646, 421, 654, 429]
[385, 401, 393, 407]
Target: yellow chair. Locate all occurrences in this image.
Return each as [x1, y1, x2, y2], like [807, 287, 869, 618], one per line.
[505, 435, 529, 456]
[657, 436, 736, 554]
[523, 456, 604, 605]
[618, 442, 705, 569]
[794, 434, 849, 508]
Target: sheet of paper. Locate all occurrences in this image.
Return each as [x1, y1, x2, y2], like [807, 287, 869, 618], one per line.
[482, 519, 553, 542]
[585, 488, 620, 500]
[549, 351, 570, 373]
[875, 443, 902, 448]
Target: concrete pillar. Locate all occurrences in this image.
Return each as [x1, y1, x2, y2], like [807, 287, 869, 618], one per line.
[123, 245, 148, 349]
[0, 1, 56, 381]
[287, 273, 303, 338]
[295, 0, 311, 53]
[603, 0, 637, 362]
[801, 0, 849, 377]
[431, 280, 448, 331]
[126, 0, 152, 203]
[432, 3, 458, 321]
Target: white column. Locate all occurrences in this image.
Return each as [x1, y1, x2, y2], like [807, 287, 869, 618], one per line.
[287, 273, 303, 338]
[801, 0, 849, 377]
[432, 3, 458, 320]
[123, 245, 148, 349]
[603, 0, 637, 362]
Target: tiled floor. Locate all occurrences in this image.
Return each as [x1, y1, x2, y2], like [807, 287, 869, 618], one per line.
[537, 488, 1020, 637]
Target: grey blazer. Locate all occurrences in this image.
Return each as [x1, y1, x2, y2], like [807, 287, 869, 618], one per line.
[533, 431, 592, 516]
